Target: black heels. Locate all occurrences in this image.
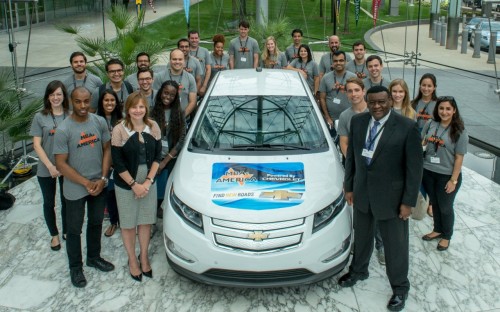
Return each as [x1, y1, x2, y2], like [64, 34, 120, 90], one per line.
[129, 260, 142, 282]
[138, 255, 153, 278]
[50, 236, 61, 251]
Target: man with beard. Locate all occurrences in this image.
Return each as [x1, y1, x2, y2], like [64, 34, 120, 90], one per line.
[188, 30, 212, 97]
[318, 35, 352, 81]
[319, 51, 356, 140]
[63, 52, 102, 108]
[346, 41, 369, 79]
[126, 52, 154, 90]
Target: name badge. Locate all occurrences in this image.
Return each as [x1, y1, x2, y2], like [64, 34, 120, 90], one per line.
[333, 98, 341, 105]
[362, 148, 374, 158]
[430, 156, 440, 164]
[240, 57, 247, 62]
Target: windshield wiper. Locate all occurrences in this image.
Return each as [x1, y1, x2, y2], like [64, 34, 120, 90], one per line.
[228, 144, 310, 150]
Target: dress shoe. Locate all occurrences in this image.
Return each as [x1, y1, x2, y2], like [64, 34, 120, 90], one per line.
[129, 260, 142, 282]
[50, 236, 61, 251]
[138, 255, 153, 278]
[377, 248, 386, 265]
[387, 293, 408, 311]
[86, 257, 115, 272]
[437, 239, 450, 251]
[338, 272, 369, 287]
[422, 232, 442, 241]
[70, 268, 87, 288]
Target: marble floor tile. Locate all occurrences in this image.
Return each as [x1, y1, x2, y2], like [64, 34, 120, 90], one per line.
[0, 169, 499, 311]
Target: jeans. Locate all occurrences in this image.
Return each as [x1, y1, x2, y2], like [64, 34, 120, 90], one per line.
[421, 169, 462, 240]
[65, 192, 106, 270]
[37, 176, 66, 236]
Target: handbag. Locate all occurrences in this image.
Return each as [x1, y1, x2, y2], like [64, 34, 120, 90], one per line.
[411, 191, 428, 221]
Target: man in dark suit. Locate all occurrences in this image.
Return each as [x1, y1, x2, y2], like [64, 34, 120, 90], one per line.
[340, 85, 423, 311]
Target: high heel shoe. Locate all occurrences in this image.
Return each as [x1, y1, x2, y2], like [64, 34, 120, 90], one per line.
[138, 254, 153, 278]
[129, 260, 142, 282]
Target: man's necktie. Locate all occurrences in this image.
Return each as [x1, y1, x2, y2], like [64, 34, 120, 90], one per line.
[365, 120, 380, 164]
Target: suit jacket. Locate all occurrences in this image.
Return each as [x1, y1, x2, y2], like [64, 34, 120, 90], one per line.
[344, 111, 423, 220]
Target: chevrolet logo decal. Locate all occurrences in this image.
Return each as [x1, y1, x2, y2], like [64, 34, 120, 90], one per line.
[247, 231, 269, 241]
[260, 190, 303, 200]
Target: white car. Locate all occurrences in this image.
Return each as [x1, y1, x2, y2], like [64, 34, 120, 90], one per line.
[163, 68, 352, 287]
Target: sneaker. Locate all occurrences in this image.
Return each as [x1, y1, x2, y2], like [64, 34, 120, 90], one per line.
[70, 268, 87, 288]
[86, 257, 115, 272]
[377, 248, 386, 265]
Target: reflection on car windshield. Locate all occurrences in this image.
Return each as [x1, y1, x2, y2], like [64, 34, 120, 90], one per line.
[480, 22, 500, 32]
[189, 95, 328, 152]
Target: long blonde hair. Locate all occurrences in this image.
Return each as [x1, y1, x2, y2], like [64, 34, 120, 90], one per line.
[262, 36, 281, 67]
[389, 79, 416, 120]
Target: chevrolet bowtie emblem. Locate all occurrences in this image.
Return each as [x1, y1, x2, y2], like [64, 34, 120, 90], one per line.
[260, 190, 302, 200]
[248, 231, 269, 241]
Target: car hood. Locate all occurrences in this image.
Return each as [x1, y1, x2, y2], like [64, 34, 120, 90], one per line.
[168, 150, 344, 223]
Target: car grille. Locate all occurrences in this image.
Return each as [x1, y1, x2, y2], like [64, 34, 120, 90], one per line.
[211, 217, 305, 253]
[202, 268, 313, 284]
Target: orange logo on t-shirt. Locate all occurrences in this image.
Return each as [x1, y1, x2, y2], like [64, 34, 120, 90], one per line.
[77, 132, 100, 148]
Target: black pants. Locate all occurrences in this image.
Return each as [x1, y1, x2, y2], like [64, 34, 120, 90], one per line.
[350, 207, 410, 296]
[37, 176, 66, 237]
[65, 192, 106, 270]
[422, 169, 462, 240]
[106, 180, 119, 225]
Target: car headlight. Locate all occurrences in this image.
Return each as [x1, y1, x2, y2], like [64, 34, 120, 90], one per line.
[170, 186, 204, 233]
[312, 192, 346, 233]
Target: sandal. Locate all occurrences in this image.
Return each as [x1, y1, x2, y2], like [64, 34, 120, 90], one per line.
[104, 224, 117, 237]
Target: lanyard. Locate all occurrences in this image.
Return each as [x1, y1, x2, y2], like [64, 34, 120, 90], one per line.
[417, 101, 432, 120]
[366, 122, 386, 150]
[354, 63, 365, 74]
[51, 112, 66, 129]
[239, 37, 248, 53]
[432, 123, 449, 153]
[73, 74, 87, 89]
[333, 72, 346, 95]
[168, 69, 183, 85]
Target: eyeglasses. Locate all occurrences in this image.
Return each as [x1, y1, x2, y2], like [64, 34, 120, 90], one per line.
[138, 77, 152, 82]
[107, 69, 123, 74]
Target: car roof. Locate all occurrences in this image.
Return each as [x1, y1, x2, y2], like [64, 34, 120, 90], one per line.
[209, 69, 309, 97]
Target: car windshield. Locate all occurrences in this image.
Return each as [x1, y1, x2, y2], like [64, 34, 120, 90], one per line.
[480, 22, 500, 32]
[189, 95, 329, 153]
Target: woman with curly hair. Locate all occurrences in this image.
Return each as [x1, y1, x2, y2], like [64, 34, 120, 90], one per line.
[150, 80, 187, 217]
[209, 34, 230, 84]
[421, 96, 468, 251]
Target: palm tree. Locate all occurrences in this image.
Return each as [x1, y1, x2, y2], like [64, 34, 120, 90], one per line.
[55, 6, 167, 82]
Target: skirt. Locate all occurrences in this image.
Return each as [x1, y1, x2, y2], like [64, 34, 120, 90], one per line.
[115, 164, 157, 228]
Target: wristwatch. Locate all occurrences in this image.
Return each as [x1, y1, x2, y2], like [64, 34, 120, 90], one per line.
[101, 176, 109, 184]
[146, 177, 154, 183]
[450, 178, 457, 185]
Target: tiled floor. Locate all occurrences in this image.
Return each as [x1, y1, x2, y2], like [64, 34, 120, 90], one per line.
[0, 167, 498, 311]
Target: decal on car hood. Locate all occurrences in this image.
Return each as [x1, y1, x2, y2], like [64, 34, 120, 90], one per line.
[211, 163, 305, 210]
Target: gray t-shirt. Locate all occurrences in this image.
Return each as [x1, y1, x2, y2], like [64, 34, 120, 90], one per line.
[209, 52, 230, 82]
[289, 59, 319, 93]
[229, 36, 260, 69]
[337, 107, 369, 137]
[189, 46, 213, 77]
[285, 44, 301, 63]
[63, 73, 103, 108]
[422, 120, 468, 175]
[318, 52, 352, 75]
[53, 114, 111, 200]
[346, 60, 369, 79]
[415, 99, 436, 131]
[362, 77, 390, 90]
[319, 71, 357, 120]
[261, 52, 287, 69]
[92, 82, 133, 111]
[184, 56, 203, 81]
[154, 70, 197, 111]
[29, 112, 68, 177]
